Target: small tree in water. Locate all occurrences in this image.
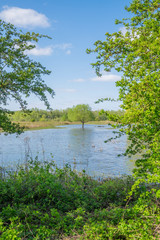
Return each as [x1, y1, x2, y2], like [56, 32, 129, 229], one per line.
[68, 104, 94, 129]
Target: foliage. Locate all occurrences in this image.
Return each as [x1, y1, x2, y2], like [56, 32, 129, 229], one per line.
[0, 160, 159, 239]
[94, 109, 124, 122]
[68, 104, 94, 128]
[0, 20, 54, 134]
[9, 108, 64, 122]
[9, 108, 124, 124]
[0, 109, 23, 134]
[87, 0, 160, 197]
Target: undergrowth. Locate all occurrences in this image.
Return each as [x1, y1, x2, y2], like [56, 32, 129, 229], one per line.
[0, 160, 159, 239]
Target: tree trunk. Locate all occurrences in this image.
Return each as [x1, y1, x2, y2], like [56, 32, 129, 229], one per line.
[82, 122, 84, 129]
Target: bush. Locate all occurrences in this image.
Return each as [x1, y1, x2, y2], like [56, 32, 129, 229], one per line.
[0, 160, 159, 239]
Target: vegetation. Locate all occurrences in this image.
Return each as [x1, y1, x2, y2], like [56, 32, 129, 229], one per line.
[0, 20, 54, 134]
[9, 108, 65, 123]
[7, 108, 123, 130]
[0, 0, 159, 239]
[0, 160, 159, 239]
[87, 0, 160, 199]
[67, 104, 95, 129]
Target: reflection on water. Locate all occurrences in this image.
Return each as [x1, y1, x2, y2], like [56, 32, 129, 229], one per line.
[0, 124, 135, 177]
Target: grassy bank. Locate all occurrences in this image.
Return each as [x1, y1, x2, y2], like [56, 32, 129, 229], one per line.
[0, 120, 114, 133]
[17, 120, 71, 131]
[0, 160, 159, 239]
[12, 120, 113, 131]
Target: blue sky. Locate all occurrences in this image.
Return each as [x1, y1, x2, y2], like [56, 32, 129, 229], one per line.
[0, 0, 132, 111]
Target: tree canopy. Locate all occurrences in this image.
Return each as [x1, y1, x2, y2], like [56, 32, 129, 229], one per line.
[87, 0, 160, 197]
[0, 20, 54, 134]
[68, 104, 94, 129]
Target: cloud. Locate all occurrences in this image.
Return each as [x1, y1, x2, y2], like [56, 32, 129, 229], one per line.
[27, 46, 53, 56]
[53, 43, 72, 54]
[53, 43, 72, 50]
[91, 74, 121, 82]
[24, 42, 72, 56]
[72, 78, 85, 82]
[0, 6, 50, 28]
[62, 89, 76, 93]
[24, 42, 52, 56]
[66, 50, 71, 55]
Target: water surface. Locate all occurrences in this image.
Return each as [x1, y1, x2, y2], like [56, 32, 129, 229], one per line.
[0, 124, 134, 177]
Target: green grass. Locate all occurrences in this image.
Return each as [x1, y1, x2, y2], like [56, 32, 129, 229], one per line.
[0, 160, 159, 239]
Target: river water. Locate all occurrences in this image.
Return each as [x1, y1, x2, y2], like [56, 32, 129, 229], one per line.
[0, 124, 134, 177]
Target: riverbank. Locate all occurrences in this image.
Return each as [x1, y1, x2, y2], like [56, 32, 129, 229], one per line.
[0, 160, 159, 239]
[12, 120, 114, 131]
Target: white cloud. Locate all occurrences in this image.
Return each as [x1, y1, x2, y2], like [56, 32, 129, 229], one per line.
[24, 42, 52, 56]
[53, 43, 72, 50]
[62, 89, 76, 93]
[53, 43, 72, 54]
[25, 42, 72, 56]
[91, 74, 121, 82]
[72, 78, 85, 82]
[27, 46, 52, 56]
[66, 50, 71, 55]
[0, 6, 50, 28]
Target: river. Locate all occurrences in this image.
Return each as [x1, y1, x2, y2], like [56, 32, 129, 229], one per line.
[0, 124, 134, 177]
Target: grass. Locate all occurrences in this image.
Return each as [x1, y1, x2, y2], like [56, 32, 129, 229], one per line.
[0, 120, 114, 133]
[87, 120, 115, 125]
[16, 120, 72, 131]
[0, 120, 113, 132]
[19, 120, 113, 131]
[0, 159, 159, 239]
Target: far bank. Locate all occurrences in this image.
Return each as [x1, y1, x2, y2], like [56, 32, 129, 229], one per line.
[9, 120, 115, 131]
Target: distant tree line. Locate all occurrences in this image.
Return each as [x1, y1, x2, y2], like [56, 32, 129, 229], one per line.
[9, 106, 124, 123]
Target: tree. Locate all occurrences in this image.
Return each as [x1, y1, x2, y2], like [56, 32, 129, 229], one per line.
[87, 0, 160, 196]
[68, 104, 94, 129]
[0, 20, 54, 134]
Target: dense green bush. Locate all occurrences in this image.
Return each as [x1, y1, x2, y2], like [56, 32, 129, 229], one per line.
[0, 160, 159, 239]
